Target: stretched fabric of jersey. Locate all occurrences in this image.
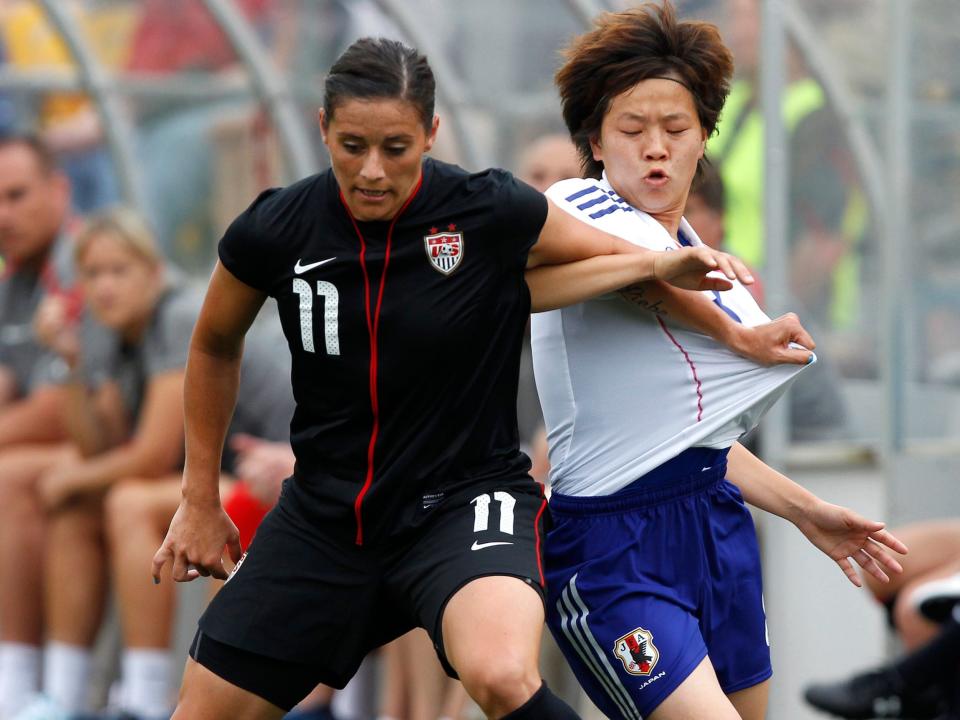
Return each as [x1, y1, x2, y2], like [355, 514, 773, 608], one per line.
[532, 174, 811, 497]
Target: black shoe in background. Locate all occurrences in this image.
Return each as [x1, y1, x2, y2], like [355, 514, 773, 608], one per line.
[804, 668, 944, 719]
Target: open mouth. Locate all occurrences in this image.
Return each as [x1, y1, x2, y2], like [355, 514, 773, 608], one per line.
[644, 169, 669, 186]
[357, 188, 388, 200]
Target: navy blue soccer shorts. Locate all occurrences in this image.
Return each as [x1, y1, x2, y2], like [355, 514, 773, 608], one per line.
[544, 447, 770, 719]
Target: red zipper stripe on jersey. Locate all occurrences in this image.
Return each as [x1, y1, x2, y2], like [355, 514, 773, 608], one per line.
[340, 177, 424, 545]
[656, 316, 704, 422]
[533, 486, 548, 587]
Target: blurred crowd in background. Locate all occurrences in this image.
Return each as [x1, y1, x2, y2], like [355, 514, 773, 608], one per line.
[0, 1, 957, 719]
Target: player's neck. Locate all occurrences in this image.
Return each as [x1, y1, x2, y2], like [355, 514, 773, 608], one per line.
[647, 209, 682, 241]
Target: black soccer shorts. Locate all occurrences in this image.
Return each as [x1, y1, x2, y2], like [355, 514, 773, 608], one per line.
[193, 476, 548, 710]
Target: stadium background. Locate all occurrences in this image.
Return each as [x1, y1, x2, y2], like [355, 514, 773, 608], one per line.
[0, 0, 958, 717]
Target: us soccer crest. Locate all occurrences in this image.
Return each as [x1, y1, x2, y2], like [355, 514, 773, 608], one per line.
[614, 626, 659, 676]
[424, 226, 464, 275]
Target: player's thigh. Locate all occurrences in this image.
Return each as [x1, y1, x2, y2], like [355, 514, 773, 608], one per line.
[728, 678, 770, 720]
[647, 657, 741, 720]
[172, 656, 285, 720]
[105, 476, 182, 534]
[198, 492, 409, 697]
[442, 574, 545, 673]
[0, 442, 75, 501]
[703, 481, 773, 696]
[547, 571, 706, 720]
[391, 479, 548, 678]
[866, 520, 960, 600]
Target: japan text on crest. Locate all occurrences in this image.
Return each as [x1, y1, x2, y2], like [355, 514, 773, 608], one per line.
[613, 626, 660, 676]
[424, 229, 464, 275]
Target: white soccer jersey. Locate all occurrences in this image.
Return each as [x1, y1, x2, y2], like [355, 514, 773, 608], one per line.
[532, 174, 811, 496]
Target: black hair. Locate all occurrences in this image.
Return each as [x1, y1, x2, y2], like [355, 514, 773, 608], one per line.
[557, 1, 733, 179]
[323, 37, 436, 131]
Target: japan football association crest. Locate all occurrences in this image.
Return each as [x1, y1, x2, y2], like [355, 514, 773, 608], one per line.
[614, 626, 660, 676]
[424, 227, 464, 275]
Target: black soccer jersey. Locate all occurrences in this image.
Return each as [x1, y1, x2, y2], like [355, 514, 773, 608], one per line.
[219, 158, 548, 546]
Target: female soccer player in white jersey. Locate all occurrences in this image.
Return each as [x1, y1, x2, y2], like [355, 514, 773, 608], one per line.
[530, 4, 908, 719]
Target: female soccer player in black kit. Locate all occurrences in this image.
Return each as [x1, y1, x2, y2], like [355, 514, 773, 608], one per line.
[152, 37, 813, 719]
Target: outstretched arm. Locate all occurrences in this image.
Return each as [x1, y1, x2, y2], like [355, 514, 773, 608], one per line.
[621, 281, 817, 367]
[726, 442, 908, 587]
[525, 201, 815, 366]
[153, 262, 266, 583]
[525, 199, 751, 298]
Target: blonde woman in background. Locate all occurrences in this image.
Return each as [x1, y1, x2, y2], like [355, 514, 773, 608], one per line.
[7, 208, 198, 720]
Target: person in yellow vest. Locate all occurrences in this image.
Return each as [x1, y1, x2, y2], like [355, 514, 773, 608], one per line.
[706, 0, 869, 359]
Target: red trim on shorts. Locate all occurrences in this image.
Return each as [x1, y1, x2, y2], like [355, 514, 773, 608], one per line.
[533, 484, 548, 586]
[656, 316, 704, 422]
[339, 177, 424, 545]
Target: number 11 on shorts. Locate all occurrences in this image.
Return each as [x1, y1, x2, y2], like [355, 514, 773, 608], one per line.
[471, 491, 516, 534]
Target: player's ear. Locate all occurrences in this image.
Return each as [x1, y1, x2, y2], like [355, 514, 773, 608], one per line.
[423, 114, 440, 152]
[590, 133, 603, 163]
[318, 109, 330, 145]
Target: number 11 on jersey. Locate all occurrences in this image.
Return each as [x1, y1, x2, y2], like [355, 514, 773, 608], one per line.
[293, 278, 340, 355]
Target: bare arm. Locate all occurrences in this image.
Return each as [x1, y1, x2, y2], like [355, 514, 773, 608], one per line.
[61, 378, 131, 456]
[0, 385, 68, 447]
[525, 200, 750, 296]
[726, 442, 907, 587]
[524, 202, 816, 366]
[41, 371, 186, 508]
[621, 282, 817, 366]
[153, 262, 266, 582]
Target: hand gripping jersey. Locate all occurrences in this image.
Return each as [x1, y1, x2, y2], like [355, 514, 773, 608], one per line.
[218, 158, 547, 545]
[532, 174, 811, 497]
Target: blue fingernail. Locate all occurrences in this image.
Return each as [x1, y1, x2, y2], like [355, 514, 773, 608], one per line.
[153, 577, 160, 585]
[807, 354, 815, 364]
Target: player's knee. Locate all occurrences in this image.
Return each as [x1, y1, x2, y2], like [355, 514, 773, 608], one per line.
[457, 653, 540, 714]
[105, 480, 154, 539]
[0, 463, 39, 508]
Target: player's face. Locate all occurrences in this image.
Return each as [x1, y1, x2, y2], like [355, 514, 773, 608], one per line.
[79, 233, 162, 337]
[320, 98, 439, 222]
[591, 78, 706, 225]
[0, 145, 68, 265]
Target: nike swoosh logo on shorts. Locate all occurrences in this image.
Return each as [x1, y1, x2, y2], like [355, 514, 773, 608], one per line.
[294, 257, 336, 274]
[471, 540, 514, 551]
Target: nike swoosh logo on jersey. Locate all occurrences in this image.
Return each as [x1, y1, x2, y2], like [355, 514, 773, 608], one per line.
[471, 540, 514, 551]
[294, 257, 336, 274]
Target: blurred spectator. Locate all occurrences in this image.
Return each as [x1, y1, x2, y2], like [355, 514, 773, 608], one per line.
[516, 133, 581, 195]
[378, 630, 469, 720]
[125, 0, 274, 76]
[0, 134, 84, 719]
[706, 0, 873, 375]
[862, 521, 960, 649]
[515, 132, 580, 485]
[103, 317, 296, 720]
[805, 520, 960, 719]
[0, 0, 120, 213]
[125, 0, 278, 272]
[0, 208, 196, 719]
[0, 134, 76, 439]
[0, 36, 19, 133]
[683, 163, 849, 443]
[685, 163, 765, 305]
